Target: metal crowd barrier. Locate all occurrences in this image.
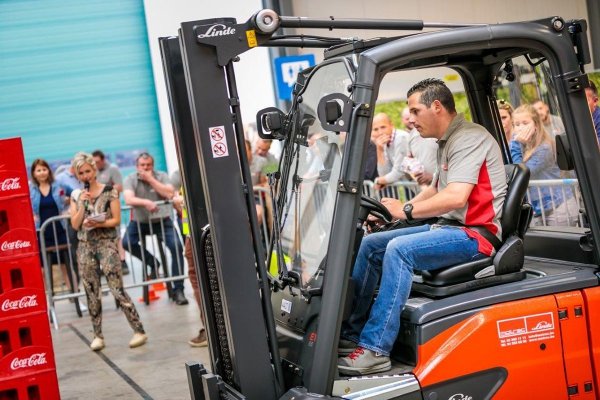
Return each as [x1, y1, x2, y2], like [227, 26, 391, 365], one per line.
[38, 200, 187, 329]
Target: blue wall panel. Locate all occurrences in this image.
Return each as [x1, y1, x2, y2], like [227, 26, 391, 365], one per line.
[0, 0, 165, 176]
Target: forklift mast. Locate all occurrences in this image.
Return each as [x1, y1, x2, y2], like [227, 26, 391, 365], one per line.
[160, 9, 600, 400]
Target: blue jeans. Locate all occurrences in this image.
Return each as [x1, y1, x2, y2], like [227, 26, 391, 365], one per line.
[122, 217, 185, 291]
[341, 225, 484, 355]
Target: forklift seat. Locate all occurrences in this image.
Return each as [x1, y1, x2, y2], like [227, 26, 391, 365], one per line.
[412, 164, 532, 297]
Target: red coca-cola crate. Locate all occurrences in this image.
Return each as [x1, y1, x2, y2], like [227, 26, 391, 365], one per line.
[0, 197, 38, 261]
[0, 312, 56, 380]
[0, 139, 27, 192]
[0, 369, 59, 400]
[0, 256, 47, 321]
[0, 171, 28, 200]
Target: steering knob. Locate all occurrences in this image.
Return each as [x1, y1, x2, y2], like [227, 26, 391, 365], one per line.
[254, 9, 280, 34]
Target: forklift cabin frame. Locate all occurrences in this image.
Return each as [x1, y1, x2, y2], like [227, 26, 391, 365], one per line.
[160, 10, 599, 400]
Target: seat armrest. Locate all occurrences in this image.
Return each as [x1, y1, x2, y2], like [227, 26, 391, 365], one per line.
[493, 235, 524, 274]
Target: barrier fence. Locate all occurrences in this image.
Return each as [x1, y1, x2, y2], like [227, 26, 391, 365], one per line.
[39, 201, 187, 329]
[39, 179, 583, 327]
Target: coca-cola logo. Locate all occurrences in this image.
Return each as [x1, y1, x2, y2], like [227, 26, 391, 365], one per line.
[0, 178, 21, 191]
[0, 240, 31, 252]
[2, 295, 38, 311]
[10, 353, 47, 370]
[197, 24, 236, 39]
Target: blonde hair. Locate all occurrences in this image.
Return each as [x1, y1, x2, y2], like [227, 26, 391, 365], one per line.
[513, 104, 554, 162]
[496, 99, 513, 115]
[71, 152, 96, 176]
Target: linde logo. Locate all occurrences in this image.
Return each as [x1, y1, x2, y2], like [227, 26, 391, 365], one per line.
[1, 240, 32, 252]
[2, 295, 38, 311]
[0, 178, 21, 191]
[448, 394, 473, 400]
[197, 24, 236, 39]
[10, 353, 47, 370]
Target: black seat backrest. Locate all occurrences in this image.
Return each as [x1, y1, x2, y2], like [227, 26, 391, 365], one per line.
[501, 164, 530, 241]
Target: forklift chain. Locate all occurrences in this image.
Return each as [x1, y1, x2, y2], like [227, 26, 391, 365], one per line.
[202, 231, 235, 387]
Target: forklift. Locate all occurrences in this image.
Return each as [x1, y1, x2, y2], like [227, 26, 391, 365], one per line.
[159, 9, 600, 399]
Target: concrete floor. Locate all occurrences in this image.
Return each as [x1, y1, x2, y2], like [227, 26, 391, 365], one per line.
[50, 281, 209, 399]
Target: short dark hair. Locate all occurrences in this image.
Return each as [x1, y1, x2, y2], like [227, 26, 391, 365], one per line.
[136, 152, 154, 165]
[589, 80, 598, 96]
[407, 78, 456, 113]
[92, 150, 105, 159]
[30, 159, 54, 186]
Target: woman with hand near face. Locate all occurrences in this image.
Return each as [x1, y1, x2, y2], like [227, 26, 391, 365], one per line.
[510, 104, 578, 226]
[69, 152, 147, 351]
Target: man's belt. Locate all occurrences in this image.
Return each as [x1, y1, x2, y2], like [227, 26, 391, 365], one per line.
[436, 217, 502, 251]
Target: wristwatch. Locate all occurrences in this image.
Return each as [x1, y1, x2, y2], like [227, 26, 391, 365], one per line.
[403, 203, 414, 221]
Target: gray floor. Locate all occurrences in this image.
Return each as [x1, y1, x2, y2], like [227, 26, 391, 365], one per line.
[50, 281, 209, 399]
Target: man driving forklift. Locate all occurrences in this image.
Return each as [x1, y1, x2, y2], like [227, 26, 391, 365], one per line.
[338, 78, 508, 375]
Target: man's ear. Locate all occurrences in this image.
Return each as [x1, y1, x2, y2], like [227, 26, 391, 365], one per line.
[431, 99, 443, 113]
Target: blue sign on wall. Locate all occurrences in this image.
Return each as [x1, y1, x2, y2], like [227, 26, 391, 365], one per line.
[273, 55, 316, 101]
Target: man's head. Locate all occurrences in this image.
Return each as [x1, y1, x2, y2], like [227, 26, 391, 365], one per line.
[532, 100, 550, 124]
[371, 113, 394, 140]
[136, 152, 154, 173]
[255, 139, 272, 157]
[92, 150, 106, 171]
[401, 107, 414, 130]
[585, 81, 599, 115]
[407, 78, 456, 139]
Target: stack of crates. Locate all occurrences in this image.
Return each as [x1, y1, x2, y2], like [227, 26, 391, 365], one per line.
[0, 138, 59, 399]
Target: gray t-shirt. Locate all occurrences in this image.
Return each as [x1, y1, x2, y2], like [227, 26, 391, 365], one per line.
[408, 128, 438, 175]
[433, 114, 507, 248]
[123, 171, 173, 222]
[96, 163, 123, 187]
[377, 128, 410, 183]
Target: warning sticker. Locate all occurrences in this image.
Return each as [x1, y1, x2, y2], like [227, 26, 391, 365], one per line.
[497, 312, 555, 347]
[208, 126, 229, 158]
[246, 30, 257, 48]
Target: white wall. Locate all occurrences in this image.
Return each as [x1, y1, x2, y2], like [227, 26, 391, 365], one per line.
[143, 0, 275, 173]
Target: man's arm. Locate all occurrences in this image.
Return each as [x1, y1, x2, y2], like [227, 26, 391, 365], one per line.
[123, 189, 159, 212]
[381, 182, 474, 220]
[138, 171, 174, 199]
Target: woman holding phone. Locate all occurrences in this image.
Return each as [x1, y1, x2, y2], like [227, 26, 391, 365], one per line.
[69, 152, 147, 351]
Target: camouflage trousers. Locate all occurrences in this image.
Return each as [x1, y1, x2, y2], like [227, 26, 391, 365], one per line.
[77, 238, 145, 338]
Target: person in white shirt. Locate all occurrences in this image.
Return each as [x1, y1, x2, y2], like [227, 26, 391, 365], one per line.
[371, 113, 410, 189]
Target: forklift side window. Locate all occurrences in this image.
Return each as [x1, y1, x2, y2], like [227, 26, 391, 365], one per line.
[494, 55, 583, 228]
[274, 60, 353, 287]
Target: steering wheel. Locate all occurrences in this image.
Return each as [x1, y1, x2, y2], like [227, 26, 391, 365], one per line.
[360, 195, 392, 223]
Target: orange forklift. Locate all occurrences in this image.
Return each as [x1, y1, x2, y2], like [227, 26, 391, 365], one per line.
[160, 9, 600, 399]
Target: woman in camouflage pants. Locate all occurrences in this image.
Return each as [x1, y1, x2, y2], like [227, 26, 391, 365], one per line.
[69, 152, 147, 351]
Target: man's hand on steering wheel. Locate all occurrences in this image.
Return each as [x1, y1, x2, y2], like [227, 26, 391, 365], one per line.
[360, 195, 393, 226]
[380, 197, 406, 220]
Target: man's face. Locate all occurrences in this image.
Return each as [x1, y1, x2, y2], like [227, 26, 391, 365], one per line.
[585, 88, 598, 114]
[93, 156, 105, 170]
[255, 140, 271, 157]
[371, 115, 394, 140]
[533, 101, 549, 123]
[408, 92, 438, 139]
[136, 156, 154, 173]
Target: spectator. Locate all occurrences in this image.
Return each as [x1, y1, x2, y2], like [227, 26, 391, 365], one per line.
[364, 138, 378, 182]
[69, 152, 146, 351]
[403, 107, 438, 186]
[92, 150, 128, 275]
[171, 190, 208, 348]
[497, 99, 514, 144]
[251, 139, 279, 183]
[585, 80, 600, 143]
[532, 99, 565, 138]
[371, 113, 410, 189]
[29, 159, 71, 289]
[122, 152, 188, 305]
[338, 78, 506, 375]
[55, 165, 81, 197]
[510, 104, 579, 226]
[245, 140, 265, 223]
[92, 150, 123, 192]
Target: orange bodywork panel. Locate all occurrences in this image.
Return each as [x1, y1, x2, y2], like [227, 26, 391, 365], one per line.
[583, 287, 600, 395]
[415, 294, 569, 399]
[555, 291, 595, 398]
